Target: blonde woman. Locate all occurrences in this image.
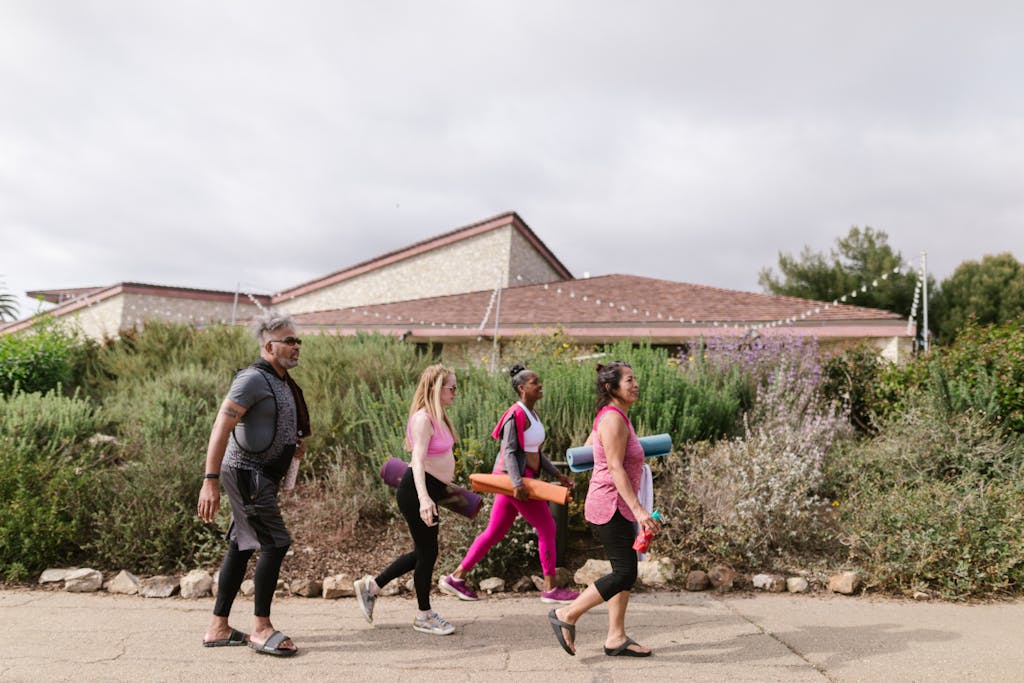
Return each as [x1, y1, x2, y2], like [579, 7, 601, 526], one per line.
[354, 364, 460, 635]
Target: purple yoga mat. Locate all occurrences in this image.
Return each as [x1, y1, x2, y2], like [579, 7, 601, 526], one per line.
[379, 457, 483, 519]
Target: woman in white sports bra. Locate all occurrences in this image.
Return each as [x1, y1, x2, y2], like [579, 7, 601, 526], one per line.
[438, 364, 578, 604]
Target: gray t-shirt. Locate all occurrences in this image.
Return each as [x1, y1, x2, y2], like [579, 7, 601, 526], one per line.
[222, 366, 297, 471]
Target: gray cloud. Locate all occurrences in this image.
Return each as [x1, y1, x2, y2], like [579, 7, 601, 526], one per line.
[2, 1, 1022, 318]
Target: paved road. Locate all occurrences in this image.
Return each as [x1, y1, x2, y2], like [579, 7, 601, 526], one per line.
[2, 588, 1023, 681]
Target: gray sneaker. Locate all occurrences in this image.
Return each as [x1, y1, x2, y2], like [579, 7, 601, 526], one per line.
[354, 576, 377, 624]
[413, 610, 455, 635]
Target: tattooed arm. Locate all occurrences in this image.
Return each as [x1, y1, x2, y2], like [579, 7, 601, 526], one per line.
[197, 399, 248, 522]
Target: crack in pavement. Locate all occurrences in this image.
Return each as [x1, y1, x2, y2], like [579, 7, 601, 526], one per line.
[716, 596, 835, 682]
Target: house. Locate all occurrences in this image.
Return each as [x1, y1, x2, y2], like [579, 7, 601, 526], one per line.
[1, 211, 913, 360]
[1, 283, 269, 340]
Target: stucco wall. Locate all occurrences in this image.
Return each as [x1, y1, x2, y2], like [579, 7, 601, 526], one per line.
[56, 296, 125, 340]
[508, 228, 567, 286]
[279, 226, 565, 315]
[120, 293, 262, 330]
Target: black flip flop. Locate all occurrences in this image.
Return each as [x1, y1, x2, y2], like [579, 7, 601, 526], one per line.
[248, 630, 298, 657]
[202, 628, 248, 647]
[547, 609, 576, 656]
[604, 636, 651, 657]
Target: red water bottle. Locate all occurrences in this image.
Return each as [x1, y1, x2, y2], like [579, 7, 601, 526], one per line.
[632, 510, 665, 552]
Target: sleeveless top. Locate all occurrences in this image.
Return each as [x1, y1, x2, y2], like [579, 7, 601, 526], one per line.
[518, 401, 546, 451]
[223, 365, 297, 472]
[407, 409, 454, 456]
[584, 405, 645, 524]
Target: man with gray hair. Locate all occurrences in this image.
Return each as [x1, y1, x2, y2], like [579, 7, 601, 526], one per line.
[198, 312, 310, 656]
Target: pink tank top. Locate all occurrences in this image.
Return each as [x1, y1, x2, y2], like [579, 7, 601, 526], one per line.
[584, 405, 644, 524]
[407, 409, 454, 456]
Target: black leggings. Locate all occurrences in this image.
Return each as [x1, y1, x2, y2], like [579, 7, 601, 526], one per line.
[375, 467, 449, 611]
[592, 510, 638, 601]
[213, 542, 290, 618]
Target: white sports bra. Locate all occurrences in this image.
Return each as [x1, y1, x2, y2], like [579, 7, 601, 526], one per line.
[517, 401, 545, 451]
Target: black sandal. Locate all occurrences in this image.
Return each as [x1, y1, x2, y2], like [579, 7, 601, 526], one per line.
[604, 637, 651, 657]
[547, 609, 576, 656]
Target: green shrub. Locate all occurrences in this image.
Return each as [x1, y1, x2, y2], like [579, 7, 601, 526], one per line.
[0, 317, 96, 396]
[0, 390, 109, 576]
[831, 397, 1024, 598]
[86, 369, 224, 572]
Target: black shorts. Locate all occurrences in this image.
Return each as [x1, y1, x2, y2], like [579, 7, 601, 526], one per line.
[221, 466, 292, 551]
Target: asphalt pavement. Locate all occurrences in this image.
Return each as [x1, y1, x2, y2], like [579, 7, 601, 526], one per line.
[2, 587, 1023, 681]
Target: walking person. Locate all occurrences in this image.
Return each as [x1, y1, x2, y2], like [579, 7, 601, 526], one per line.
[547, 361, 660, 657]
[438, 364, 577, 604]
[354, 363, 461, 635]
[198, 313, 310, 657]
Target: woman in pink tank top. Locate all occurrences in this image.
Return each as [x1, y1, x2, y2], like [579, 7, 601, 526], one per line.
[547, 361, 661, 658]
[354, 363, 460, 636]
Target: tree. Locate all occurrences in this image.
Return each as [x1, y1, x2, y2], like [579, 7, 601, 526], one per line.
[932, 253, 1024, 343]
[759, 227, 929, 320]
[0, 277, 20, 322]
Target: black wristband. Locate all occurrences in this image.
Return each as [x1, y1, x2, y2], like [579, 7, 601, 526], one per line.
[204, 473, 220, 479]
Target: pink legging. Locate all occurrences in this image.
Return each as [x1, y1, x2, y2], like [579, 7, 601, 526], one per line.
[459, 470, 557, 576]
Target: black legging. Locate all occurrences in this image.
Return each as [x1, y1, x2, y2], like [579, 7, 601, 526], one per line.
[375, 467, 449, 611]
[592, 510, 639, 601]
[213, 542, 290, 618]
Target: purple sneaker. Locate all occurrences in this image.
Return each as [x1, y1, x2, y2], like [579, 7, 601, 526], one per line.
[540, 587, 579, 604]
[438, 574, 479, 601]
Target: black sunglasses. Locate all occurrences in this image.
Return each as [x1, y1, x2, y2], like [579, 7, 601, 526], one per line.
[268, 337, 302, 346]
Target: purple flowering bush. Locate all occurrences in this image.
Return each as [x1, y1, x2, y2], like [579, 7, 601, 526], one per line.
[660, 336, 851, 568]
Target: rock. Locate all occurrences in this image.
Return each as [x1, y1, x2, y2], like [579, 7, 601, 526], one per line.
[512, 577, 536, 593]
[685, 570, 709, 591]
[290, 578, 323, 597]
[638, 557, 676, 586]
[752, 574, 787, 592]
[139, 575, 180, 598]
[479, 577, 505, 594]
[64, 568, 103, 593]
[574, 559, 612, 585]
[828, 571, 861, 595]
[554, 567, 574, 587]
[530, 575, 545, 591]
[913, 590, 932, 601]
[380, 581, 402, 596]
[87, 433, 119, 447]
[211, 570, 219, 598]
[240, 580, 255, 597]
[707, 565, 737, 593]
[786, 577, 810, 593]
[322, 574, 355, 599]
[180, 570, 213, 599]
[39, 568, 78, 585]
[403, 578, 416, 594]
[105, 570, 140, 595]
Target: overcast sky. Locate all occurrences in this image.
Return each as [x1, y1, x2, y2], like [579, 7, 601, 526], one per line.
[2, 1, 1022, 320]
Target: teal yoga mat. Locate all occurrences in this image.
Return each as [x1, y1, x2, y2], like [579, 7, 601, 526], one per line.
[565, 433, 673, 472]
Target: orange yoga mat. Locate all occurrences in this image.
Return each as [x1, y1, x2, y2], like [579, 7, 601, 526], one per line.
[469, 473, 571, 506]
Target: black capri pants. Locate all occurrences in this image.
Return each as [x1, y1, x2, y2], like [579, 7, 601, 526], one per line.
[591, 510, 639, 601]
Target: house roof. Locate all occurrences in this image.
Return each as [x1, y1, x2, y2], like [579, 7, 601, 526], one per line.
[0, 282, 271, 335]
[292, 274, 908, 344]
[272, 211, 572, 302]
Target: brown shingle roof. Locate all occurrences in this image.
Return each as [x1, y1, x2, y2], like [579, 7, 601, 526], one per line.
[293, 274, 907, 343]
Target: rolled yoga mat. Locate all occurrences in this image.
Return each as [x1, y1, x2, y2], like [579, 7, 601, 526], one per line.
[565, 433, 673, 472]
[379, 457, 484, 519]
[468, 473, 572, 506]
